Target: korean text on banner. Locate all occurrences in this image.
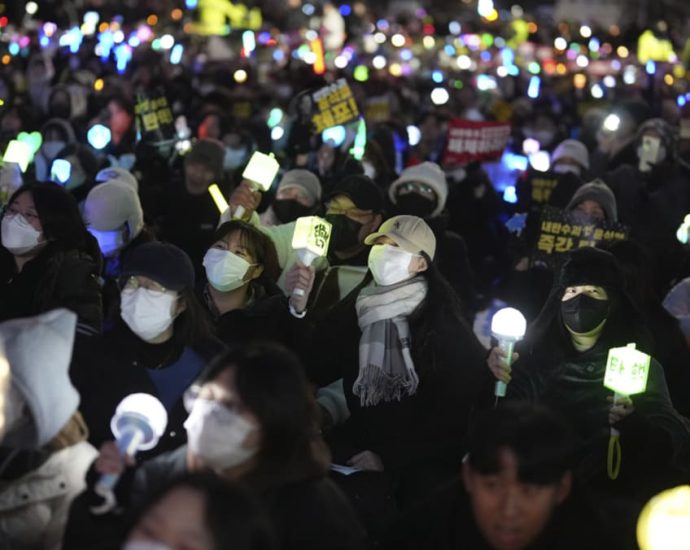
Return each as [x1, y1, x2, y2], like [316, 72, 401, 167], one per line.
[443, 119, 511, 165]
[311, 79, 360, 133]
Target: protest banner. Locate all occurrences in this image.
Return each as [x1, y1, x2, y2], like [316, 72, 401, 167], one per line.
[443, 119, 511, 165]
[311, 79, 360, 133]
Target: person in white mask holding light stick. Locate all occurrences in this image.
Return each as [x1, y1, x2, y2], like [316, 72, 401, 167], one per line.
[295, 215, 491, 512]
[199, 220, 310, 352]
[68, 344, 366, 550]
[70, 242, 222, 461]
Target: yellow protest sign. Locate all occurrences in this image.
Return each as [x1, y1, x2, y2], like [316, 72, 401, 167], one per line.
[312, 79, 359, 133]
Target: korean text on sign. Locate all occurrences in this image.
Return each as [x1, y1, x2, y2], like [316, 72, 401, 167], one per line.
[533, 206, 629, 266]
[135, 96, 174, 134]
[443, 119, 511, 165]
[311, 79, 360, 133]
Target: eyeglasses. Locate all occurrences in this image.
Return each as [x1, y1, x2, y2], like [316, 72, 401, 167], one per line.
[122, 276, 170, 296]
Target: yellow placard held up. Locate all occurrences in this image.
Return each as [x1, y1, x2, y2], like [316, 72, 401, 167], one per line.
[291, 216, 332, 266]
[311, 79, 360, 133]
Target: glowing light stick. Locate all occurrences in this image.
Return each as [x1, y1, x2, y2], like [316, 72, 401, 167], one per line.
[310, 38, 326, 75]
[291, 216, 332, 296]
[349, 118, 367, 161]
[51, 159, 71, 185]
[87, 124, 112, 150]
[603, 343, 651, 480]
[3, 140, 33, 173]
[0, 343, 8, 438]
[208, 183, 229, 214]
[491, 307, 527, 399]
[91, 393, 167, 514]
[235, 152, 279, 219]
[637, 485, 690, 550]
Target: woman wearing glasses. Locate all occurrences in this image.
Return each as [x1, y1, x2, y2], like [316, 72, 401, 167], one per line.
[71, 241, 221, 459]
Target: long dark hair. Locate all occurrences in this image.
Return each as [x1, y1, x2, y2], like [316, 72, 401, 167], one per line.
[128, 473, 277, 550]
[199, 343, 329, 491]
[6, 182, 97, 257]
[411, 252, 485, 375]
[172, 287, 218, 352]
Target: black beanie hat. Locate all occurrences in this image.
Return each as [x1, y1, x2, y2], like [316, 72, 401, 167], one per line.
[558, 247, 622, 291]
[122, 242, 195, 291]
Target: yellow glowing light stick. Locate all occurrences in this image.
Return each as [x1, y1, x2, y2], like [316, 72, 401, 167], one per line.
[208, 183, 229, 214]
[3, 140, 33, 173]
[290, 216, 332, 296]
[603, 343, 651, 480]
[235, 151, 280, 219]
[637, 485, 690, 550]
[311, 38, 326, 75]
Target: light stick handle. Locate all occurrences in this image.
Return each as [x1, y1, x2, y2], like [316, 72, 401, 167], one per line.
[292, 250, 317, 296]
[90, 428, 145, 515]
[494, 340, 514, 398]
[232, 182, 259, 220]
[607, 392, 624, 480]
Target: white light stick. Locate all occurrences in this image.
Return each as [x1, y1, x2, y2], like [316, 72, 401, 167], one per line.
[91, 393, 168, 514]
[290, 216, 332, 296]
[3, 140, 33, 173]
[491, 307, 527, 399]
[234, 151, 280, 219]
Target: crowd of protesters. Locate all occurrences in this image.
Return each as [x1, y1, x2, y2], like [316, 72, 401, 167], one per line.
[1, 1, 690, 549]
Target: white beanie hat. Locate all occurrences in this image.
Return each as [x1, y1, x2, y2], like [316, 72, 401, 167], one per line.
[278, 169, 322, 204]
[388, 161, 448, 218]
[551, 139, 590, 170]
[84, 180, 145, 239]
[1, 309, 79, 448]
[95, 166, 139, 191]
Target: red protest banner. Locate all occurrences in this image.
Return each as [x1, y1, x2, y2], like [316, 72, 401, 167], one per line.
[443, 119, 511, 165]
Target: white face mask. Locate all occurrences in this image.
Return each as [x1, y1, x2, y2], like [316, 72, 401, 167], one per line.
[89, 227, 126, 258]
[368, 244, 417, 286]
[1, 213, 42, 255]
[122, 541, 173, 550]
[637, 135, 666, 173]
[120, 287, 178, 342]
[203, 248, 251, 292]
[553, 164, 581, 176]
[184, 398, 257, 471]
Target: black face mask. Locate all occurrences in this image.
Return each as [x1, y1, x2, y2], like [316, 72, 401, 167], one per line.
[394, 194, 437, 219]
[272, 199, 314, 224]
[560, 293, 609, 334]
[325, 213, 363, 252]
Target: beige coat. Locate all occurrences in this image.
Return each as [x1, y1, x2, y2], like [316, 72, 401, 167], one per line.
[0, 441, 98, 550]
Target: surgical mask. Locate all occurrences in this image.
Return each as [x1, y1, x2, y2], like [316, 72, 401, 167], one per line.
[184, 398, 257, 471]
[1, 213, 42, 255]
[394, 194, 437, 219]
[120, 287, 178, 342]
[122, 541, 173, 550]
[272, 199, 313, 224]
[637, 136, 666, 173]
[325, 214, 363, 252]
[88, 227, 126, 258]
[223, 147, 248, 170]
[560, 293, 609, 334]
[368, 244, 416, 286]
[203, 248, 251, 292]
[362, 161, 377, 179]
[553, 164, 581, 176]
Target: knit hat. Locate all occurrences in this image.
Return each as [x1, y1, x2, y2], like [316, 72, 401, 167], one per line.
[96, 166, 138, 191]
[558, 247, 623, 291]
[277, 169, 322, 204]
[185, 139, 225, 183]
[122, 242, 195, 291]
[326, 174, 385, 213]
[1, 309, 79, 448]
[551, 139, 589, 170]
[636, 117, 677, 158]
[364, 215, 437, 260]
[84, 180, 144, 239]
[388, 162, 448, 218]
[566, 179, 618, 223]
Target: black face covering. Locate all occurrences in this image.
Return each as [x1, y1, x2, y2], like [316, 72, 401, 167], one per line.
[325, 213, 363, 252]
[272, 199, 314, 224]
[394, 194, 437, 219]
[560, 293, 609, 334]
